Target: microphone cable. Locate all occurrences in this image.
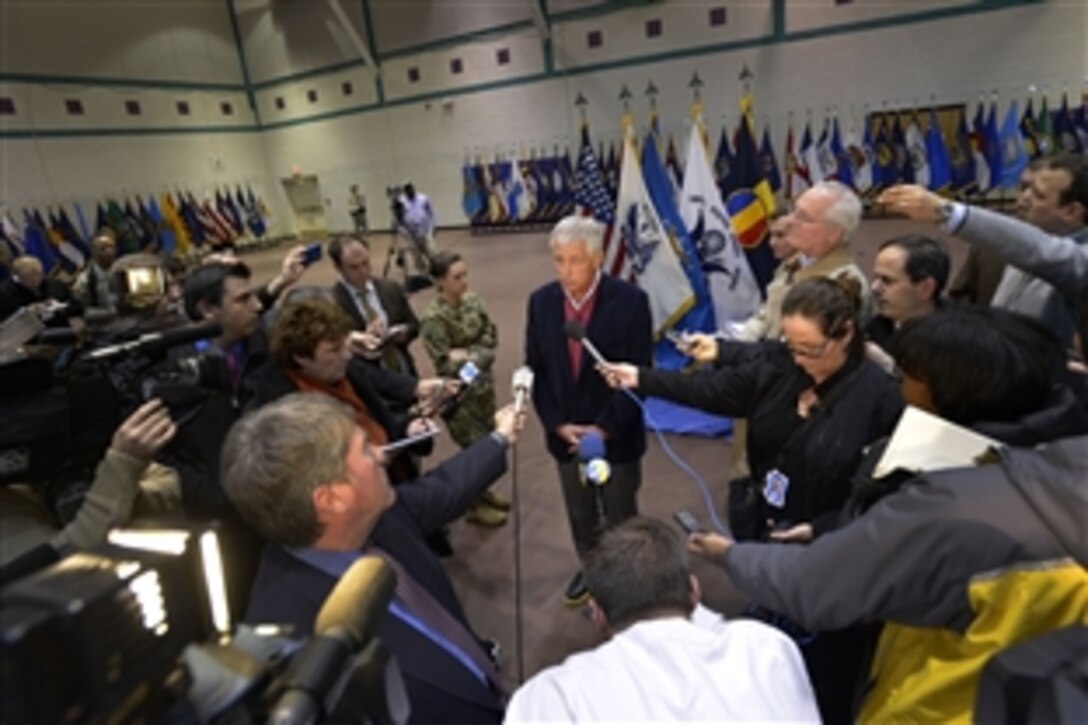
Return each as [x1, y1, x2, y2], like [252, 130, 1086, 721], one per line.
[617, 386, 733, 538]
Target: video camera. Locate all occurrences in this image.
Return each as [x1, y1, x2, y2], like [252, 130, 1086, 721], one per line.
[0, 524, 409, 724]
[386, 185, 406, 226]
[0, 316, 229, 516]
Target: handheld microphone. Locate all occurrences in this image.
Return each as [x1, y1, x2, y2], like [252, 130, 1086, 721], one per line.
[82, 321, 223, 361]
[269, 557, 402, 724]
[577, 431, 611, 487]
[562, 321, 609, 366]
[512, 366, 534, 414]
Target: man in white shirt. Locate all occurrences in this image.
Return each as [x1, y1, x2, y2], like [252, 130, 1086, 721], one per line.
[505, 517, 820, 723]
[396, 182, 436, 274]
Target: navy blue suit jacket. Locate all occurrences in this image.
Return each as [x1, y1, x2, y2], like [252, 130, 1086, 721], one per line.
[244, 435, 508, 724]
[525, 274, 652, 462]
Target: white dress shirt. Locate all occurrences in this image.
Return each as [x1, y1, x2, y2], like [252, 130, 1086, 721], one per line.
[505, 605, 820, 724]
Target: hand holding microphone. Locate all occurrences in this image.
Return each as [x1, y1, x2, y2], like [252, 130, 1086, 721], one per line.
[597, 362, 639, 390]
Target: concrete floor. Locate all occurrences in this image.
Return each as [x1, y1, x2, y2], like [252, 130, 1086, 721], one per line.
[241, 217, 969, 683]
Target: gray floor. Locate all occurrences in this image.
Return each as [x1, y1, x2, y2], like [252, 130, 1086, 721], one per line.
[243, 217, 968, 683]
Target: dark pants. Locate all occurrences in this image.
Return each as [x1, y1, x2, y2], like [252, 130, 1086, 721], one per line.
[556, 458, 641, 560]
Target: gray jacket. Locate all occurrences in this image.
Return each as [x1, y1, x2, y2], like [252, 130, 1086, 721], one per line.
[723, 435, 1087, 634]
[952, 205, 1088, 343]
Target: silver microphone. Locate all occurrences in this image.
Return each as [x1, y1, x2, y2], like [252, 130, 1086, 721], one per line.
[512, 366, 534, 414]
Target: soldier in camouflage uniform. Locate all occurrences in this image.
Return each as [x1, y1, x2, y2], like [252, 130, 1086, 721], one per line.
[421, 251, 510, 526]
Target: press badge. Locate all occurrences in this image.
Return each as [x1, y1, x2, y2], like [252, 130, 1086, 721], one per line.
[763, 469, 789, 508]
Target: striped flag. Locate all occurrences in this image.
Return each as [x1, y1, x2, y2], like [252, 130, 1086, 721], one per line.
[573, 125, 624, 277]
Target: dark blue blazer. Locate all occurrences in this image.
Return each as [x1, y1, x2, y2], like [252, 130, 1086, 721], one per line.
[525, 274, 652, 462]
[244, 435, 508, 724]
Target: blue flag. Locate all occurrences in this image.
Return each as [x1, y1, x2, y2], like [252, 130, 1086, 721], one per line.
[925, 110, 952, 191]
[985, 102, 1003, 188]
[874, 117, 897, 188]
[892, 116, 913, 184]
[461, 163, 485, 221]
[714, 125, 735, 194]
[758, 126, 781, 193]
[829, 118, 853, 188]
[642, 133, 715, 369]
[999, 100, 1028, 189]
[23, 211, 58, 273]
[1054, 93, 1083, 154]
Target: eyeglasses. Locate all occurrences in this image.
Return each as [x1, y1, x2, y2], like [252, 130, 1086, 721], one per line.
[781, 336, 833, 359]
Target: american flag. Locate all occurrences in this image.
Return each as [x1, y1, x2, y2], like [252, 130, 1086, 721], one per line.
[574, 127, 627, 277]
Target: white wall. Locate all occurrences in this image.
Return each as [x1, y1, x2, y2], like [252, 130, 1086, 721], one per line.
[257, 0, 1088, 229]
[2, 0, 1084, 236]
[0, 0, 285, 230]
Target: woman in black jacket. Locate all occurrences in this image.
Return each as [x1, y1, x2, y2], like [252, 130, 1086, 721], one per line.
[603, 277, 904, 542]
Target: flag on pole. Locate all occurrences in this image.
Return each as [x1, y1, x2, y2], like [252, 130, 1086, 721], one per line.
[829, 117, 853, 188]
[924, 109, 952, 192]
[784, 123, 810, 202]
[802, 121, 827, 185]
[642, 130, 716, 368]
[874, 116, 899, 188]
[1054, 93, 1083, 154]
[573, 125, 622, 277]
[722, 117, 778, 293]
[949, 110, 977, 195]
[999, 99, 1028, 189]
[758, 126, 781, 194]
[680, 122, 762, 328]
[969, 103, 992, 194]
[985, 101, 1003, 189]
[844, 119, 873, 195]
[614, 133, 696, 339]
[1035, 95, 1056, 157]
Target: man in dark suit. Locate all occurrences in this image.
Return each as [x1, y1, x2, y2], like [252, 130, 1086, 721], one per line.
[222, 392, 523, 725]
[328, 234, 419, 377]
[525, 215, 653, 606]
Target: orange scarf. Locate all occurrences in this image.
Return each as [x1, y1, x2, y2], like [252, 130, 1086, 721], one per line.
[286, 370, 389, 447]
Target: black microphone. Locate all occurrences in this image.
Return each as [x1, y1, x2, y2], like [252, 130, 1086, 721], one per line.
[269, 557, 399, 724]
[31, 328, 80, 346]
[82, 321, 223, 361]
[562, 321, 609, 366]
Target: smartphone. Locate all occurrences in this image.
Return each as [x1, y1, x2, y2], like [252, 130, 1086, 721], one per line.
[301, 243, 322, 266]
[666, 329, 691, 351]
[673, 509, 704, 535]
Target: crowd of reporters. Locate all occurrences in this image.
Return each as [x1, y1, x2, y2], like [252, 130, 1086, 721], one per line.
[1, 153, 1086, 723]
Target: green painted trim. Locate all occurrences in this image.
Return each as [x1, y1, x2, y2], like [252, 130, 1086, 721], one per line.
[361, 0, 386, 104]
[251, 59, 367, 91]
[772, 0, 786, 38]
[260, 100, 384, 131]
[0, 124, 259, 140]
[377, 20, 536, 60]
[537, 0, 554, 74]
[0, 72, 244, 93]
[227, 0, 261, 127]
[548, 2, 618, 24]
[781, 1, 1032, 43]
[0, 0, 1041, 140]
[260, 72, 552, 131]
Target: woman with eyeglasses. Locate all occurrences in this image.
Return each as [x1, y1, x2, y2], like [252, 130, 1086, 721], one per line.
[601, 276, 904, 543]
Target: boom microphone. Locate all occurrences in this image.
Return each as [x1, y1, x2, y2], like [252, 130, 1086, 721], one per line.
[562, 321, 609, 366]
[82, 321, 223, 361]
[512, 366, 534, 414]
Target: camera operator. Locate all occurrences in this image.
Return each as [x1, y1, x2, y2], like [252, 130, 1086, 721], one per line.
[395, 182, 436, 276]
[0, 399, 177, 578]
[0, 256, 85, 331]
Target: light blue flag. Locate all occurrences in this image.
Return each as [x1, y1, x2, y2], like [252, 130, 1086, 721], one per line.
[999, 100, 1028, 189]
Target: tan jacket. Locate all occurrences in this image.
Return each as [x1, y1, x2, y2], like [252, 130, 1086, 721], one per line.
[735, 245, 869, 342]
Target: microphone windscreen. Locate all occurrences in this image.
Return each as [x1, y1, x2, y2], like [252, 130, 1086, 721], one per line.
[314, 556, 396, 647]
[562, 320, 586, 341]
[512, 365, 534, 392]
[577, 430, 606, 462]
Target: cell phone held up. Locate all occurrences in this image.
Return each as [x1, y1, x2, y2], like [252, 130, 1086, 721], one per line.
[673, 509, 704, 535]
[301, 243, 322, 266]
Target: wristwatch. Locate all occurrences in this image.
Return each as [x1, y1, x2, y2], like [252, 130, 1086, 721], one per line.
[934, 200, 955, 225]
